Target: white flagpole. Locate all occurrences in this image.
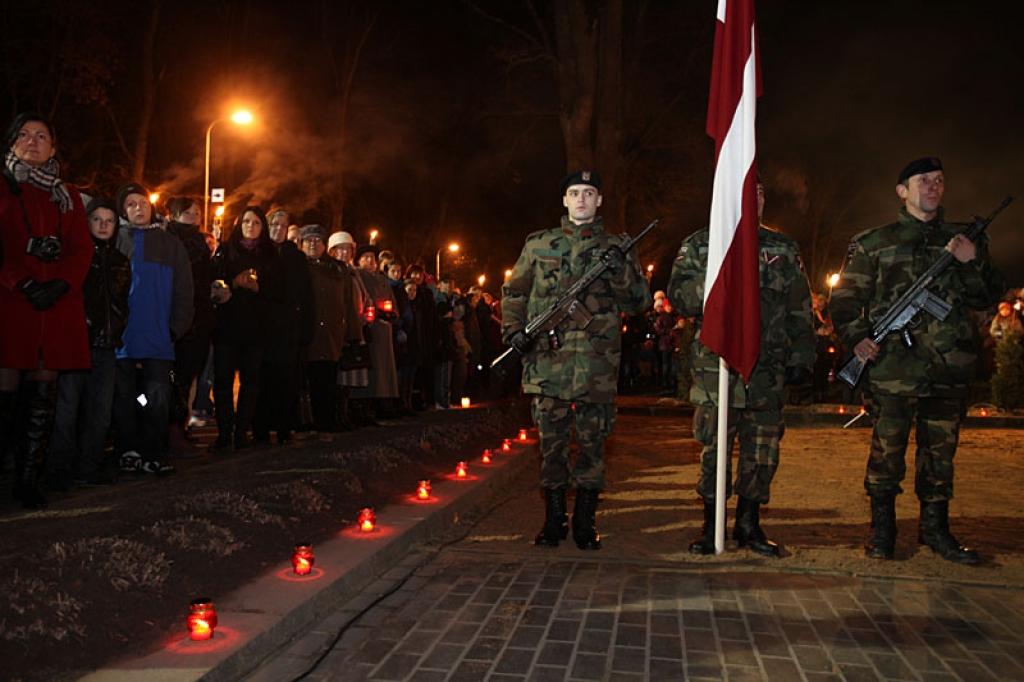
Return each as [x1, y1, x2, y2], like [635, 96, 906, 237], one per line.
[715, 356, 729, 554]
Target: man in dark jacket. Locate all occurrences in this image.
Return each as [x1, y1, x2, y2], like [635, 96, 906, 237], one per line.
[253, 208, 314, 444]
[113, 183, 193, 476]
[49, 198, 131, 487]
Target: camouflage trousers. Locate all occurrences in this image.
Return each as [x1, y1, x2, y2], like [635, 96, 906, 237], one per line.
[693, 405, 784, 504]
[531, 396, 616, 490]
[864, 394, 965, 501]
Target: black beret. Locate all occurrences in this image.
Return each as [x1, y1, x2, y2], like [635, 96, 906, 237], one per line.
[356, 244, 380, 260]
[897, 157, 943, 185]
[560, 170, 602, 195]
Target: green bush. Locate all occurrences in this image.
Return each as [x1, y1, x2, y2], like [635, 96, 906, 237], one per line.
[991, 334, 1024, 410]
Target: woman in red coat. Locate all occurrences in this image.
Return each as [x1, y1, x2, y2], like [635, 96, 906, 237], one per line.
[0, 113, 91, 509]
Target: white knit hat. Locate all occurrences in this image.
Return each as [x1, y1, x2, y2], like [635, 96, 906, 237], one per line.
[328, 231, 355, 250]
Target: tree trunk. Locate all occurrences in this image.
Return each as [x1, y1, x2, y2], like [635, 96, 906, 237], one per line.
[132, 0, 161, 182]
[553, 0, 598, 171]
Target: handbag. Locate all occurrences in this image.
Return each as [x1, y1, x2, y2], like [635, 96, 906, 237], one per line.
[340, 341, 372, 371]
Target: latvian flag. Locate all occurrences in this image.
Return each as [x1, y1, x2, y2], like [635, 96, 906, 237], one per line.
[702, 0, 762, 381]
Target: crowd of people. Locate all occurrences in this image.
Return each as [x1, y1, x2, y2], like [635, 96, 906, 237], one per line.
[0, 113, 508, 509]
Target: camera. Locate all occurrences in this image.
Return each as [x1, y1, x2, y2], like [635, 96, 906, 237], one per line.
[25, 235, 62, 262]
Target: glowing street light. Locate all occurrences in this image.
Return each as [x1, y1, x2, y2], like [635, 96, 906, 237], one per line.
[204, 108, 255, 228]
[826, 272, 840, 288]
[477, 274, 486, 287]
[436, 241, 461, 280]
[149, 192, 160, 206]
[504, 268, 513, 280]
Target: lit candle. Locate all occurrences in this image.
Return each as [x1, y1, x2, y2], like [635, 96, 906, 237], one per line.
[187, 599, 218, 641]
[502, 439, 511, 452]
[461, 397, 471, 408]
[292, 543, 314, 576]
[358, 508, 376, 532]
[481, 449, 492, 464]
[838, 405, 846, 415]
[456, 461, 468, 478]
[980, 408, 989, 417]
[518, 428, 528, 441]
[417, 480, 431, 500]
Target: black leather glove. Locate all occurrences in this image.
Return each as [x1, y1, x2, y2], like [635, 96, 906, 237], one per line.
[507, 330, 534, 355]
[19, 278, 70, 311]
[784, 366, 812, 386]
[599, 246, 626, 274]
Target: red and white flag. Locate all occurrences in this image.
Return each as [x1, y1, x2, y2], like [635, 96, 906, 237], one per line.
[702, 0, 761, 381]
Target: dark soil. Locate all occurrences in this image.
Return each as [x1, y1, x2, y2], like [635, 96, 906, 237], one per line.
[0, 402, 530, 682]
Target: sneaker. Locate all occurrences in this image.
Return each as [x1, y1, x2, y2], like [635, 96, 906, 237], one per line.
[119, 451, 143, 473]
[141, 460, 176, 476]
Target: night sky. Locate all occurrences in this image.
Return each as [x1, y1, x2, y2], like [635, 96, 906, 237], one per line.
[3, 0, 1021, 291]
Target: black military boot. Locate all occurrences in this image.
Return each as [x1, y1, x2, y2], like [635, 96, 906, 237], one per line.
[733, 496, 781, 557]
[919, 500, 979, 565]
[534, 487, 569, 547]
[864, 494, 896, 559]
[18, 381, 57, 509]
[689, 501, 717, 555]
[572, 488, 602, 550]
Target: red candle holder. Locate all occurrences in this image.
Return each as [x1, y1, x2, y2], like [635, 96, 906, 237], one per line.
[481, 449, 492, 464]
[187, 598, 218, 641]
[518, 428, 528, 441]
[416, 480, 432, 500]
[358, 507, 376, 532]
[292, 543, 314, 576]
[456, 461, 468, 478]
[502, 439, 512, 452]
[364, 305, 376, 323]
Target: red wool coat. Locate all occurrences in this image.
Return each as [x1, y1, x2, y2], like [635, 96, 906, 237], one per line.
[0, 180, 91, 370]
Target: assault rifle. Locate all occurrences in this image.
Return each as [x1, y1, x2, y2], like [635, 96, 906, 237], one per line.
[837, 196, 1012, 389]
[491, 219, 658, 372]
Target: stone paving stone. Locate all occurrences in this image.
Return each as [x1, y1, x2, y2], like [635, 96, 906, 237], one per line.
[847, 626, 893, 653]
[921, 633, 972, 660]
[395, 630, 441, 656]
[836, 663, 882, 681]
[614, 623, 647, 648]
[436, 593, 472, 611]
[916, 673, 958, 682]
[355, 638, 401, 664]
[529, 666, 568, 681]
[611, 646, 646, 673]
[508, 625, 545, 648]
[721, 643, 759, 667]
[522, 606, 554, 626]
[590, 591, 619, 608]
[682, 609, 714, 629]
[607, 673, 644, 682]
[461, 603, 496, 623]
[479, 615, 519, 638]
[751, 631, 790, 657]
[406, 670, 447, 682]
[463, 636, 504, 661]
[472, 587, 506, 605]
[616, 609, 647, 626]
[309, 660, 375, 682]
[419, 642, 464, 669]
[583, 611, 615, 630]
[488, 675, 525, 682]
[570, 652, 609, 679]
[826, 643, 869, 666]
[245, 653, 310, 682]
[448, 659, 492, 682]
[789, 644, 833, 673]
[546, 618, 582, 642]
[980, 653, 1024, 679]
[942, 658, 1000, 682]
[650, 614, 680, 635]
[648, 657, 684, 679]
[530, 589, 560, 606]
[745, 612, 781, 634]
[759, 656, 803, 682]
[577, 627, 613, 653]
[724, 665, 766, 681]
[492, 647, 535, 675]
[802, 673, 842, 682]
[716, 617, 750, 641]
[441, 622, 480, 644]
[536, 641, 575, 667]
[866, 652, 918, 680]
[369, 652, 422, 680]
[649, 633, 683, 659]
[892, 644, 947, 673]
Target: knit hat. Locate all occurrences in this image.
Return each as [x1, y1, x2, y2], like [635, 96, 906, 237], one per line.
[328, 231, 355, 251]
[299, 224, 326, 241]
[560, 170, 601, 195]
[356, 244, 380, 260]
[116, 182, 149, 218]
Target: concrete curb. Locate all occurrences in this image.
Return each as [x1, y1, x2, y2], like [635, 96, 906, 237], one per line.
[79, 434, 536, 682]
[618, 404, 1024, 428]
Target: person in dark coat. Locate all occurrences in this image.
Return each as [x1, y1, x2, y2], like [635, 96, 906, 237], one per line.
[387, 261, 416, 415]
[209, 206, 283, 450]
[0, 113, 92, 508]
[48, 198, 130, 488]
[164, 196, 213, 455]
[406, 264, 436, 409]
[253, 208, 314, 444]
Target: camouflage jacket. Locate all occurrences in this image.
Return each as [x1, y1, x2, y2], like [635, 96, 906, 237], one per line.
[501, 215, 652, 403]
[830, 207, 1005, 397]
[667, 226, 815, 410]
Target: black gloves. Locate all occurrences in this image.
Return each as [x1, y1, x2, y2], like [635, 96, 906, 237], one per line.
[19, 278, 70, 311]
[507, 330, 534, 355]
[784, 366, 812, 386]
[599, 246, 626, 274]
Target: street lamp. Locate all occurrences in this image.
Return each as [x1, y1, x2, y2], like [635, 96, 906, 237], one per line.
[204, 108, 254, 228]
[477, 274, 486, 287]
[436, 241, 460, 280]
[504, 268, 513, 280]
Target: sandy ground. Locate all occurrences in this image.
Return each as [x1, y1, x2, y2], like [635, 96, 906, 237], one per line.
[463, 412, 1024, 586]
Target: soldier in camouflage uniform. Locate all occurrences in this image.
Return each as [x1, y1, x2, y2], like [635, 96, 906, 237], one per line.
[668, 182, 815, 557]
[830, 157, 1005, 565]
[502, 170, 651, 550]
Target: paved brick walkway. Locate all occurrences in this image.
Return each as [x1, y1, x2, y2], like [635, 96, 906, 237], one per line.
[251, 548, 1024, 682]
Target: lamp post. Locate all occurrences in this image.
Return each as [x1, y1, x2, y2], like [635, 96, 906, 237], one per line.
[204, 109, 254, 228]
[435, 241, 460, 280]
